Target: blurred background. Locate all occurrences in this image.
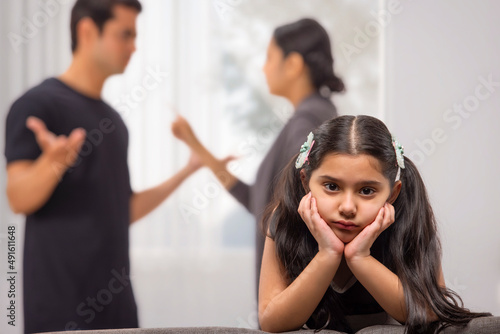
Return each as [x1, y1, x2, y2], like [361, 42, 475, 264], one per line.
[0, 0, 499, 333]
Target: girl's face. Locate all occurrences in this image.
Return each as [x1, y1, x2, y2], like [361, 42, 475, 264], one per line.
[262, 38, 288, 96]
[306, 153, 400, 244]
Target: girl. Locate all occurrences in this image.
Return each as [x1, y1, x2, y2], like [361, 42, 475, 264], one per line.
[172, 18, 344, 284]
[258, 115, 490, 333]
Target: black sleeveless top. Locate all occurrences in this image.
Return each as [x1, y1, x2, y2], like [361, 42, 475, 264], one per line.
[335, 233, 389, 316]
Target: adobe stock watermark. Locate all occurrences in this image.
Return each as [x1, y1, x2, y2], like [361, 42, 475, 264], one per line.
[340, 0, 409, 64]
[47, 64, 167, 180]
[229, 103, 292, 175]
[179, 108, 290, 223]
[112, 65, 169, 119]
[7, 0, 73, 54]
[212, 0, 247, 22]
[64, 267, 133, 330]
[446, 277, 467, 294]
[179, 172, 226, 223]
[236, 302, 259, 329]
[50, 118, 116, 180]
[407, 74, 498, 166]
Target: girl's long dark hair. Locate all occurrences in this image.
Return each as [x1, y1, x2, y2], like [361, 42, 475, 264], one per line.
[274, 18, 345, 95]
[262, 116, 490, 333]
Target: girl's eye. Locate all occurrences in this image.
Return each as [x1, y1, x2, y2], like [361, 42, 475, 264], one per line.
[360, 187, 375, 196]
[324, 183, 339, 192]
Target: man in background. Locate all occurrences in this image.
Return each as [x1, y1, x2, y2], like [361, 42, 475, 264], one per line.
[4, 0, 199, 332]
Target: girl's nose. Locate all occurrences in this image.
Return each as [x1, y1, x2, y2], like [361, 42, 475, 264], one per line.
[339, 194, 356, 218]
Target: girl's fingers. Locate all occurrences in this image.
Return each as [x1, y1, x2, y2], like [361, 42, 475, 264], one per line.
[310, 196, 318, 216]
[310, 196, 331, 230]
[298, 192, 311, 220]
[300, 192, 327, 233]
[374, 205, 385, 226]
[364, 205, 386, 236]
[310, 197, 323, 225]
[347, 204, 395, 257]
[381, 203, 396, 230]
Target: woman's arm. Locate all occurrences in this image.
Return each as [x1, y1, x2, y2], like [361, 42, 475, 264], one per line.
[171, 115, 238, 190]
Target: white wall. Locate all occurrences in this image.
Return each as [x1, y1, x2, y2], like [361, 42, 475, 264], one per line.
[384, 0, 500, 315]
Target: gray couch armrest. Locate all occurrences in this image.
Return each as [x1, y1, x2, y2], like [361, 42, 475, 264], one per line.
[37, 317, 500, 334]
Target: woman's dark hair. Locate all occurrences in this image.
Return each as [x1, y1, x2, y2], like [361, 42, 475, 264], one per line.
[262, 115, 490, 333]
[273, 18, 345, 95]
[70, 0, 142, 52]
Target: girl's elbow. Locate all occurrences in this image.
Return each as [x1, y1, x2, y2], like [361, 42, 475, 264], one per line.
[258, 315, 276, 333]
[259, 321, 300, 333]
[259, 321, 275, 333]
[394, 312, 407, 324]
[258, 308, 274, 332]
[386, 307, 407, 325]
[259, 312, 302, 333]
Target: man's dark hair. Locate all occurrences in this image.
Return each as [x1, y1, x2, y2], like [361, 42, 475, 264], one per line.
[70, 0, 142, 52]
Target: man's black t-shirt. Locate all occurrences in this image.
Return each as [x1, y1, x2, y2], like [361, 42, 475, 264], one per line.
[4, 78, 138, 333]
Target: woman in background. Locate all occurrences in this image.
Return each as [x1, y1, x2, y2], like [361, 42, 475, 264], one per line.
[172, 18, 344, 284]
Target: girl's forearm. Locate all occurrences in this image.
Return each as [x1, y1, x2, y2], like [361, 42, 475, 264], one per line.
[259, 250, 342, 332]
[347, 255, 406, 323]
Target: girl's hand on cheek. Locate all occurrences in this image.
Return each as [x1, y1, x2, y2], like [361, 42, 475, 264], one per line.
[344, 203, 395, 262]
[298, 192, 344, 256]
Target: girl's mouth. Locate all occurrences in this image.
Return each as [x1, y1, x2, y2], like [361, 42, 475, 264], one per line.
[333, 221, 357, 230]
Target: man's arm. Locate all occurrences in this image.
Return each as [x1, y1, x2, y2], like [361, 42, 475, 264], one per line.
[7, 159, 61, 214]
[129, 153, 201, 224]
[6, 117, 86, 214]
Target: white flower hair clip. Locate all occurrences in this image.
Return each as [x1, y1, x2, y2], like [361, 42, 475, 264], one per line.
[392, 135, 405, 181]
[295, 132, 315, 169]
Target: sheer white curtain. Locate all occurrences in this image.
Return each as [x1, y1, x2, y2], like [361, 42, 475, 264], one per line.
[0, 0, 382, 332]
[120, 0, 382, 328]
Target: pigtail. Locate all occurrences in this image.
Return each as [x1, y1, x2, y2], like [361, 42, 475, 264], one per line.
[263, 155, 313, 277]
[261, 154, 302, 238]
[390, 157, 491, 333]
